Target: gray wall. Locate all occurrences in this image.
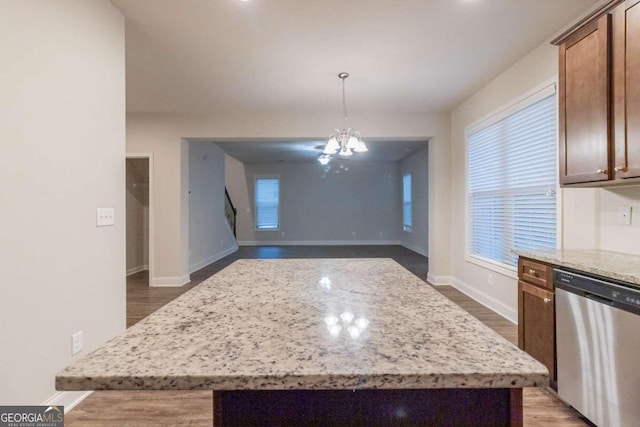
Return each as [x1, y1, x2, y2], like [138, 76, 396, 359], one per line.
[226, 159, 402, 244]
[188, 142, 237, 273]
[400, 148, 429, 255]
[0, 0, 125, 405]
[126, 159, 149, 274]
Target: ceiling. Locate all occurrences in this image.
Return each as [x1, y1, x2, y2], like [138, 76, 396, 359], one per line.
[110, 0, 597, 115]
[113, 0, 596, 164]
[208, 139, 429, 163]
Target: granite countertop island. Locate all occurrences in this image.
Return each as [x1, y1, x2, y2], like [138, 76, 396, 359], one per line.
[57, 258, 547, 425]
[514, 249, 640, 287]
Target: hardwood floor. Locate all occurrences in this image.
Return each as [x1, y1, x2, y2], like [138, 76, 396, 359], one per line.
[66, 245, 588, 426]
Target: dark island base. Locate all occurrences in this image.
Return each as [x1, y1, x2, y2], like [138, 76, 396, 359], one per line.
[213, 388, 522, 426]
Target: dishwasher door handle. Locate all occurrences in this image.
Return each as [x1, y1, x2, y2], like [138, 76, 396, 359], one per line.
[585, 293, 615, 306]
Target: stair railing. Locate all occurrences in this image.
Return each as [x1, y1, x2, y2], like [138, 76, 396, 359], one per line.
[224, 187, 237, 237]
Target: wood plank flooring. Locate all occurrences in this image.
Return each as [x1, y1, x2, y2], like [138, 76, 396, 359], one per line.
[66, 245, 588, 426]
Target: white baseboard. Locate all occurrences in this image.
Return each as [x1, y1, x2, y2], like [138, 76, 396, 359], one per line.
[238, 240, 402, 246]
[400, 242, 429, 257]
[450, 277, 517, 324]
[150, 274, 191, 287]
[42, 391, 92, 414]
[126, 265, 149, 276]
[426, 273, 452, 286]
[189, 244, 238, 274]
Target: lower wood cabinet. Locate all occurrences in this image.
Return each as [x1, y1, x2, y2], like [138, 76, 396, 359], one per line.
[518, 280, 556, 388]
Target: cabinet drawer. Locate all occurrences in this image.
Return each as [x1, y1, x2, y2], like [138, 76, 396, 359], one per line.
[518, 258, 552, 289]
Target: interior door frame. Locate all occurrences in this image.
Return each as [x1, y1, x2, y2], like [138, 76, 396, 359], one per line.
[126, 153, 154, 286]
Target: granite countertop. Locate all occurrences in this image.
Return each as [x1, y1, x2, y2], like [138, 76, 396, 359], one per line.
[56, 258, 548, 391]
[514, 249, 640, 287]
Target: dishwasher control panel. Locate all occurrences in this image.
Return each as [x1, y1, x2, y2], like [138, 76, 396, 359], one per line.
[554, 269, 640, 315]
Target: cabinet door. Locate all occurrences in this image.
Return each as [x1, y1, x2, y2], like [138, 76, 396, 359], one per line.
[518, 281, 555, 385]
[559, 14, 612, 185]
[614, 0, 640, 179]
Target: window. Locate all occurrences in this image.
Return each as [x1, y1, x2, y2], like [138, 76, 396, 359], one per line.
[403, 173, 412, 232]
[255, 177, 280, 230]
[467, 84, 557, 270]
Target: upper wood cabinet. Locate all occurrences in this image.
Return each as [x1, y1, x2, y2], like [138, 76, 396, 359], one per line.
[559, 15, 612, 185]
[613, 0, 640, 179]
[556, 0, 640, 186]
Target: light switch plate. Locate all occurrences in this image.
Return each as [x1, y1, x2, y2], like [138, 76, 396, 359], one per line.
[96, 208, 115, 226]
[617, 206, 632, 225]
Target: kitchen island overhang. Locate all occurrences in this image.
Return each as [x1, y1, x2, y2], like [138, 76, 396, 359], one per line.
[57, 259, 547, 425]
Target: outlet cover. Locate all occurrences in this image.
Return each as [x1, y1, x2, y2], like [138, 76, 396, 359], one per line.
[617, 206, 632, 225]
[72, 331, 83, 355]
[96, 208, 115, 227]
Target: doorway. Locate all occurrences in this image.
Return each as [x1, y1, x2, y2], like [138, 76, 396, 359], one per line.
[126, 155, 152, 285]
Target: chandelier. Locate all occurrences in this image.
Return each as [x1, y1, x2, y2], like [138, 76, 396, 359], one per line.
[319, 72, 367, 165]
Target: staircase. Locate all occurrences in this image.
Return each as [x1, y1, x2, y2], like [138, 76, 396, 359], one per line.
[224, 187, 237, 237]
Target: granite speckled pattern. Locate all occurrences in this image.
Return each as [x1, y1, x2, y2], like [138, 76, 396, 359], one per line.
[515, 249, 640, 288]
[56, 259, 548, 391]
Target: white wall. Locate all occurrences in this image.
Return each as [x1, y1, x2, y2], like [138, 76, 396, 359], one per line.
[228, 161, 401, 245]
[598, 186, 640, 255]
[448, 11, 639, 323]
[400, 148, 429, 256]
[0, 0, 125, 405]
[126, 159, 149, 274]
[561, 188, 600, 249]
[127, 112, 451, 283]
[449, 42, 560, 322]
[127, 123, 188, 285]
[188, 142, 237, 274]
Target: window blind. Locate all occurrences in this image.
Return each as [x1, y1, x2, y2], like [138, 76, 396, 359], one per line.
[467, 87, 557, 269]
[403, 174, 412, 231]
[255, 178, 279, 229]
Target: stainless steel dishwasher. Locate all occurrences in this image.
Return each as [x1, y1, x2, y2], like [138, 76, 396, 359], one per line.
[555, 268, 640, 427]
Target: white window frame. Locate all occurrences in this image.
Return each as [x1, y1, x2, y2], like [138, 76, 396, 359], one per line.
[464, 78, 561, 278]
[254, 175, 280, 231]
[403, 172, 413, 232]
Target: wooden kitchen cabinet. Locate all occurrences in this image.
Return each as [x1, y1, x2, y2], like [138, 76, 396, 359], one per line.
[613, 0, 640, 179]
[556, 0, 640, 185]
[517, 258, 556, 388]
[558, 14, 612, 185]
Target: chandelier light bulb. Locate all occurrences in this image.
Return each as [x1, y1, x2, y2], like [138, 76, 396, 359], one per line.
[324, 136, 340, 154]
[347, 135, 359, 150]
[353, 140, 368, 153]
[338, 147, 353, 157]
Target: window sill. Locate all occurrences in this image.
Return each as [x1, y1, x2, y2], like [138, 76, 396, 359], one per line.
[465, 255, 518, 280]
